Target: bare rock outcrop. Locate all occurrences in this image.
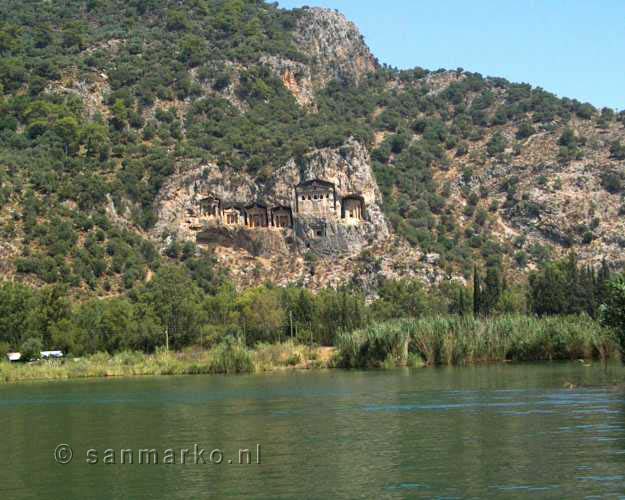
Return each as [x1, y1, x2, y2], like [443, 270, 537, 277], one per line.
[294, 7, 378, 87]
[154, 139, 386, 244]
[262, 7, 378, 107]
[152, 139, 405, 290]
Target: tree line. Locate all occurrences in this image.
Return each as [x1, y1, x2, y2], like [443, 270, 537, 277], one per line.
[0, 253, 623, 360]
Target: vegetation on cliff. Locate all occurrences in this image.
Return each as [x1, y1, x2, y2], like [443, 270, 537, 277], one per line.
[0, 0, 623, 298]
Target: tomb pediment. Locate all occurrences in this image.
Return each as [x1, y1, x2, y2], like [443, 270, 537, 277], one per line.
[296, 179, 335, 190]
[245, 203, 268, 210]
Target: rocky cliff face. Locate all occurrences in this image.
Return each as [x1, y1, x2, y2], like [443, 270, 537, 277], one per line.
[149, 8, 396, 290]
[149, 8, 625, 292]
[293, 7, 378, 87]
[485, 130, 625, 269]
[151, 139, 434, 292]
[154, 139, 386, 246]
[262, 7, 378, 106]
[432, 114, 625, 273]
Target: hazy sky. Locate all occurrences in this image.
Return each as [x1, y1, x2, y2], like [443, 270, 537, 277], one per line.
[277, 0, 625, 110]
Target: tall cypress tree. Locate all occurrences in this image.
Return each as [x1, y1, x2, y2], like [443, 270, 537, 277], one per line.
[597, 258, 611, 308]
[457, 287, 468, 317]
[473, 265, 482, 316]
[483, 266, 502, 315]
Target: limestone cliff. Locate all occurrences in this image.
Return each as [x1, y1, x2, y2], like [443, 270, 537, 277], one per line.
[152, 139, 438, 292]
[154, 140, 386, 244]
[293, 7, 378, 87]
[262, 7, 378, 106]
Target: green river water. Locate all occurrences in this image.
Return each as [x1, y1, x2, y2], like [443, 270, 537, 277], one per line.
[1, 362, 624, 499]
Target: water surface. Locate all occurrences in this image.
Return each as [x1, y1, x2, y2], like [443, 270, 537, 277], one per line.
[1, 363, 624, 499]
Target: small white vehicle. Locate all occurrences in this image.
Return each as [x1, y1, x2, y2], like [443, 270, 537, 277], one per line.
[6, 352, 22, 362]
[40, 351, 64, 360]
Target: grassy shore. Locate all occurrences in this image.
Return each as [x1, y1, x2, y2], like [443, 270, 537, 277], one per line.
[337, 315, 620, 368]
[0, 341, 335, 384]
[1, 315, 621, 383]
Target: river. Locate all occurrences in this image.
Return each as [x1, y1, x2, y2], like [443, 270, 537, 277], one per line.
[1, 362, 624, 499]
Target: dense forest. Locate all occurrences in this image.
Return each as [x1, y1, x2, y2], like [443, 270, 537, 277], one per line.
[0, 253, 624, 362]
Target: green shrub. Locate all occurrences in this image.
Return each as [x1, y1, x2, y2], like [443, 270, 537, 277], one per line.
[609, 141, 625, 160]
[207, 338, 254, 374]
[0, 341, 10, 361]
[286, 352, 301, 366]
[337, 322, 409, 368]
[487, 132, 507, 156]
[516, 121, 535, 139]
[20, 337, 43, 361]
[601, 171, 623, 194]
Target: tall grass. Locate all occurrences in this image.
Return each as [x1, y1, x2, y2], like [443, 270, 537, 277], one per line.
[338, 315, 618, 368]
[253, 342, 329, 371]
[0, 339, 255, 383]
[0, 340, 335, 384]
[337, 323, 410, 368]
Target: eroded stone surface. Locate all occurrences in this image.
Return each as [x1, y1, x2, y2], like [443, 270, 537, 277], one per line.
[152, 139, 420, 292]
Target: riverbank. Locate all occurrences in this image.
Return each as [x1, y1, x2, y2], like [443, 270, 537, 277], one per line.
[0, 341, 336, 384]
[1, 315, 621, 384]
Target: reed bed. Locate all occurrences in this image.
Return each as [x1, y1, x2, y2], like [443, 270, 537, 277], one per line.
[337, 324, 410, 369]
[338, 315, 618, 368]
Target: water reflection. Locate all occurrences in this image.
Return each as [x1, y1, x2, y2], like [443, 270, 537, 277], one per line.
[0, 363, 623, 499]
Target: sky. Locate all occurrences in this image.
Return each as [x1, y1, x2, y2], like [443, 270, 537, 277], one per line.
[277, 0, 625, 110]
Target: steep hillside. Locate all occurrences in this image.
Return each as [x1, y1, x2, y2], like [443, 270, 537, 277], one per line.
[0, 0, 623, 299]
